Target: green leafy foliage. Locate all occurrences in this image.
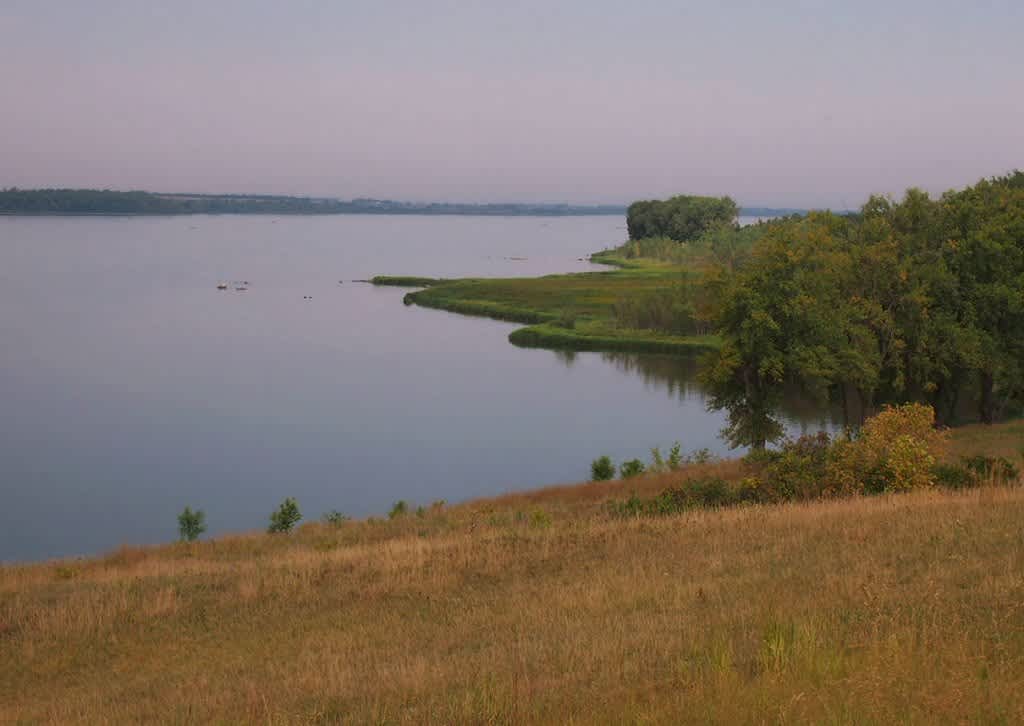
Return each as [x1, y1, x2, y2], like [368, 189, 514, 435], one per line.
[322, 510, 349, 526]
[389, 500, 409, 519]
[619, 459, 646, 479]
[627, 195, 739, 242]
[702, 171, 1024, 444]
[177, 506, 206, 542]
[931, 463, 978, 490]
[591, 456, 615, 481]
[268, 497, 302, 534]
[606, 477, 735, 518]
[667, 442, 683, 470]
[961, 455, 1020, 482]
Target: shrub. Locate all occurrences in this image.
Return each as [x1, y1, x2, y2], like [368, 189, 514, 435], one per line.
[620, 459, 646, 479]
[177, 506, 206, 542]
[758, 432, 834, 502]
[389, 500, 409, 519]
[829, 404, 948, 493]
[268, 497, 302, 533]
[737, 477, 765, 503]
[649, 488, 689, 515]
[667, 442, 682, 470]
[932, 463, 977, 490]
[606, 492, 647, 518]
[322, 510, 349, 526]
[650, 447, 666, 472]
[607, 478, 734, 518]
[591, 456, 615, 481]
[685, 448, 715, 465]
[961, 455, 1020, 482]
[688, 477, 735, 508]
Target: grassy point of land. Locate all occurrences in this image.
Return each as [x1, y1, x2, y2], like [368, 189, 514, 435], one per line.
[373, 252, 720, 355]
[2, 422, 1023, 723]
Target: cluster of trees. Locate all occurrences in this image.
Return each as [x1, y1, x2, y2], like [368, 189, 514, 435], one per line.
[626, 194, 738, 242]
[700, 172, 1024, 447]
[0, 188, 627, 216]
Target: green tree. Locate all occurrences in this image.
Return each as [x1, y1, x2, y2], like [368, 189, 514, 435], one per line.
[591, 456, 615, 481]
[627, 195, 738, 242]
[268, 497, 302, 533]
[177, 506, 206, 542]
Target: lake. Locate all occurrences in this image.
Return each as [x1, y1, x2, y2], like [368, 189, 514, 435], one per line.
[0, 214, 838, 561]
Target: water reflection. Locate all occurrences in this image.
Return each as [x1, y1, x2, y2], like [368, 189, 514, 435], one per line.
[595, 351, 845, 434]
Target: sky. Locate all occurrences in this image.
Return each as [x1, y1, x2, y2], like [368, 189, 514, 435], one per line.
[1, 0, 1022, 208]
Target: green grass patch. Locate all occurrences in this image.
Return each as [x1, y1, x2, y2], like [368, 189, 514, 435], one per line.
[388, 254, 719, 355]
[370, 275, 446, 287]
[509, 323, 719, 354]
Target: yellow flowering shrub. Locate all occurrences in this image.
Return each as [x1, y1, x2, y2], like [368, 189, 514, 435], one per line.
[828, 404, 948, 493]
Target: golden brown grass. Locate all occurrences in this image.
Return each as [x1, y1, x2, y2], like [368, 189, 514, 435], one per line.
[2, 423, 1023, 724]
[949, 418, 1024, 461]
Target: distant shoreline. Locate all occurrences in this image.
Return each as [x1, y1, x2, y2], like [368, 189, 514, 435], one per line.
[0, 188, 805, 218]
[0, 209, 626, 218]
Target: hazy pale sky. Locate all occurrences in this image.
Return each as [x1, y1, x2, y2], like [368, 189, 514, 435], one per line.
[2, 0, 1022, 207]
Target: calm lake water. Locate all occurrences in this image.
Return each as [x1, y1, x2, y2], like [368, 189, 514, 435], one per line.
[0, 214, 838, 562]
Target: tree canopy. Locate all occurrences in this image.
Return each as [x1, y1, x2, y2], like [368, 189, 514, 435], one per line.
[698, 172, 1024, 448]
[626, 195, 738, 242]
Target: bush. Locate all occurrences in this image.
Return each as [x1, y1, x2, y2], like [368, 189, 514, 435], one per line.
[961, 455, 1020, 482]
[828, 404, 948, 493]
[620, 459, 646, 479]
[685, 448, 716, 465]
[322, 510, 349, 526]
[607, 478, 734, 518]
[688, 477, 734, 508]
[389, 500, 409, 519]
[591, 456, 615, 481]
[650, 447, 666, 472]
[649, 488, 689, 515]
[757, 432, 834, 502]
[932, 463, 978, 490]
[177, 506, 206, 542]
[737, 477, 765, 503]
[606, 493, 646, 518]
[667, 442, 682, 470]
[268, 497, 302, 533]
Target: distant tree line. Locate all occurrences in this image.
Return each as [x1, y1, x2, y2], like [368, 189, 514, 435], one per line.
[0, 188, 628, 216]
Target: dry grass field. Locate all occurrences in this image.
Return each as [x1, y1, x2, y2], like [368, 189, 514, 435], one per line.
[2, 423, 1022, 724]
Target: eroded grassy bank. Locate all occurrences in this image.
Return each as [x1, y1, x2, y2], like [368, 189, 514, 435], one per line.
[2, 423, 1023, 724]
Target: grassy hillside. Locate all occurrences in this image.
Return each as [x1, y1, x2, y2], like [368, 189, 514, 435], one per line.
[2, 423, 1022, 724]
[373, 252, 720, 355]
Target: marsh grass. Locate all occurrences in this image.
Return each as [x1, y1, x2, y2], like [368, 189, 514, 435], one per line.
[2, 422, 1022, 724]
[390, 258, 721, 355]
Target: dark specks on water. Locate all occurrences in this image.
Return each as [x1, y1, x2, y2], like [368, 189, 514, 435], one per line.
[0, 214, 835, 561]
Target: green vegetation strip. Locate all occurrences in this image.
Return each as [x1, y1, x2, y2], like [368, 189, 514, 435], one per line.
[369, 275, 446, 287]
[374, 257, 720, 355]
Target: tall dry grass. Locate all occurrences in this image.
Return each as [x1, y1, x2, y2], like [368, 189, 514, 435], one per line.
[3, 476, 1024, 723]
